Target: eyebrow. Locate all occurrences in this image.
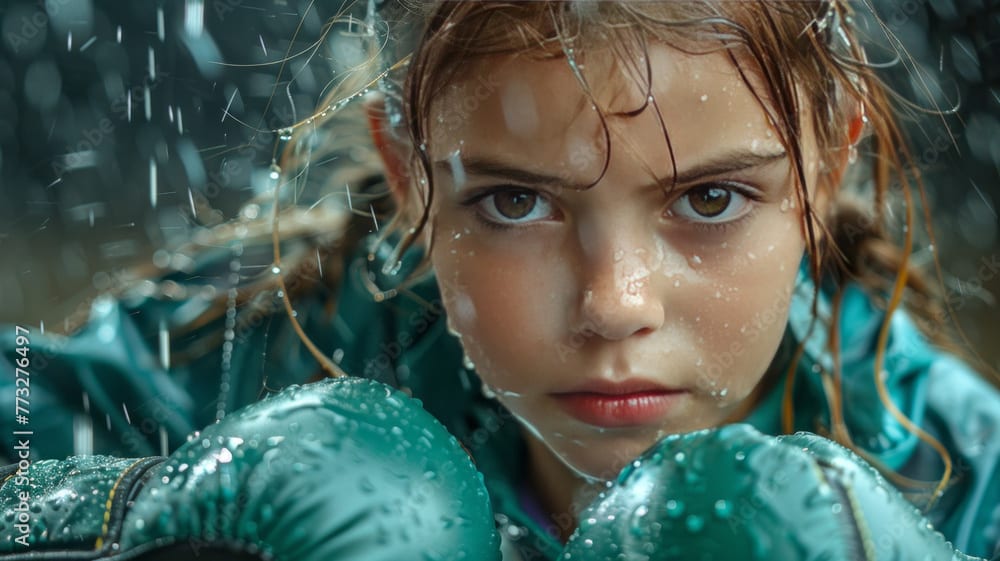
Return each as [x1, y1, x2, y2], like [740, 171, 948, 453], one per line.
[433, 149, 787, 190]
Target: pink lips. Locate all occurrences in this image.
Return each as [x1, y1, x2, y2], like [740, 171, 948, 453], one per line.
[550, 379, 687, 428]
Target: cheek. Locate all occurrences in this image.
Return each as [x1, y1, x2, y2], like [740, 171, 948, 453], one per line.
[687, 213, 803, 388]
[430, 240, 563, 381]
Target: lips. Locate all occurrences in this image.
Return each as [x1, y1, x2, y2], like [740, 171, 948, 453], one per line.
[551, 379, 687, 428]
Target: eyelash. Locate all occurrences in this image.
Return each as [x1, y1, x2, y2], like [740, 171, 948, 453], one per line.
[459, 186, 557, 231]
[459, 181, 764, 232]
[669, 182, 764, 233]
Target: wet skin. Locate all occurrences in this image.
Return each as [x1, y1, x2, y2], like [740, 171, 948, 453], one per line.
[413, 44, 835, 532]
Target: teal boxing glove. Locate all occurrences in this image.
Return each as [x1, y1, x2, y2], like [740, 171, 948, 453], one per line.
[0, 378, 500, 560]
[562, 424, 981, 561]
[0, 455, 165, 556]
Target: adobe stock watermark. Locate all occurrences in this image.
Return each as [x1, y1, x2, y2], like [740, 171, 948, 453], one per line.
[51, 72, 166, 179]
[435, 74, 502, 133]
[3, 0, 78, 54]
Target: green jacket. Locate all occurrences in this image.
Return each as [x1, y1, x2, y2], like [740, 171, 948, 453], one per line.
[2, 235, 999, 559]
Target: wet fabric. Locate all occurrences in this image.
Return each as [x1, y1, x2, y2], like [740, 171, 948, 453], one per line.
[0, 378, 501, 560]
[1, 236, 999, 559]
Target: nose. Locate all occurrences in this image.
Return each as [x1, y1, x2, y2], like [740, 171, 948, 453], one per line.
[574, 244, 666, 342]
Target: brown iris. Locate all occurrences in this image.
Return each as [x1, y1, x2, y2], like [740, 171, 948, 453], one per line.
[494, 191, 537, 220]
[688, 186, 731, 218]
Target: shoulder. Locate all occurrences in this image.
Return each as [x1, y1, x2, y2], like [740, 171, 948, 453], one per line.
[920, 352, 1000, 558]
[923, 353, 1000, 455]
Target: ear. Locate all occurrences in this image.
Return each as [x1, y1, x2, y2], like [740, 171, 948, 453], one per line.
[364, 92, 411, 209]
[816, 110, 867, 210]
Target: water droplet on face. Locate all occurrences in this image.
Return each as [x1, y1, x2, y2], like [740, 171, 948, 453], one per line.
[673, 279, 681, 288]
[700, 94, 709, 102]
[690, 254, 702, 265]
[780, 198, 790, 212]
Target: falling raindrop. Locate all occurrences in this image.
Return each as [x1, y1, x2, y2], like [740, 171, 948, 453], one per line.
[73, 415, 93, 456]
[158, 318, 170, 370]
[149, 158, 158, 208]
[184, 0, 205, 36]
[156, 7, 166, 41]
[159, 426, 169, 456]
[148, 46, 156, 80]
[222, 88, 239, 123]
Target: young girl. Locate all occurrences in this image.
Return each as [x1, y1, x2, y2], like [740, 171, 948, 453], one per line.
[2, 0, 999, 559]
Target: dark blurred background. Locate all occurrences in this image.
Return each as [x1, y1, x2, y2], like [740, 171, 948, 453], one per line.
[0, 0, 997, 368]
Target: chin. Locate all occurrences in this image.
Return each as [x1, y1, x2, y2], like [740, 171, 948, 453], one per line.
[547, 432, 664, 482]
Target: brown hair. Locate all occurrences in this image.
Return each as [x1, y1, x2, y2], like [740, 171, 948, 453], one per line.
[195, 0, 979, 505]
[344, 0, 962, 503]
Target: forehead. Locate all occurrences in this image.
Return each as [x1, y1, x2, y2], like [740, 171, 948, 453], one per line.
[427, 43, 783, 178]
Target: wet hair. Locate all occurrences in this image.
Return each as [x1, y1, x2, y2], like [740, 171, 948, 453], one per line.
[336, 0, 969, 504]
[125, 0, 980, 505]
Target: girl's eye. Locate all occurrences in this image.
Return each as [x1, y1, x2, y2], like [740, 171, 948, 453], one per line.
[670, 183, 755, 224]
[475, 189, 555, 226]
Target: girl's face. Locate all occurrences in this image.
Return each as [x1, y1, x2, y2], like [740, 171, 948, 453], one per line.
[424, 44, 824, 479]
